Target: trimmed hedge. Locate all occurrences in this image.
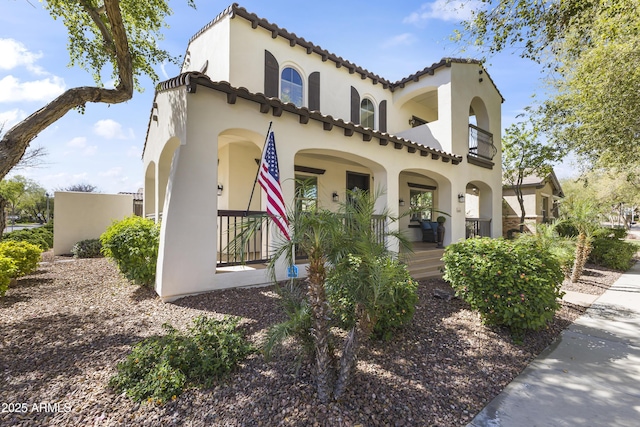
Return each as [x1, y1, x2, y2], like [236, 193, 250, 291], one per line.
[589, 238, 638, 271]
[0, 241, 42, 277]
[71, 238, 102, 258]
[100, 216, 159, 286]
[3, 227, 53, 250]
[443, 238, 564, 338]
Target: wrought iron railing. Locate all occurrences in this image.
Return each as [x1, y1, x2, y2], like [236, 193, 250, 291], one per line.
[217, 210, 270, 266]
[465, 218, 492, 238]
[217, 211, 387, 266]
[468, 124, 497, 161]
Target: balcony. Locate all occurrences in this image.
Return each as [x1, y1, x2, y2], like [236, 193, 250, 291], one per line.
[468, 124, 497, 169]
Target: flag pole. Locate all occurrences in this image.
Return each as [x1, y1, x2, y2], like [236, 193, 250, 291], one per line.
[246, 121, 273, 215]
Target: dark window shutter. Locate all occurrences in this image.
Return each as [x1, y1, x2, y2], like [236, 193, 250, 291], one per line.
[379, 100, 387, 132]
[351, 86, 360, 124]
[308, 72, 320, 111]
[264, 50, 279, 97]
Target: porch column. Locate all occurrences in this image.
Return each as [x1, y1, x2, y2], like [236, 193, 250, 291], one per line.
[373, 167, 400, 255]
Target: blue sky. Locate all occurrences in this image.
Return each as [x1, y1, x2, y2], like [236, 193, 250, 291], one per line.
[0, 0, 569, 194]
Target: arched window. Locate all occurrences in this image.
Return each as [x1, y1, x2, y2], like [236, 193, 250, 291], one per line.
[281, 67, 303, 107]
[360, 98, 375, 129]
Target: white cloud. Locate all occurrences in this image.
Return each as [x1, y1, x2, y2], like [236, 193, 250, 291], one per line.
[93, 119, 134, 140]
[66, 136, 98, 156]
[0, 38, 44, 74]
[100, 166, 123, 178]
[0, 75, 66, 103]
[0, 109, 27, 129]
[381, 33, 417, 49]
[67, 137, 87, 148]
[403, 0, 481, 25]
[126, 145, 141, 158]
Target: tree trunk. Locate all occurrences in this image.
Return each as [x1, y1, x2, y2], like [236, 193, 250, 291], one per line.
[306, 252, 332, 403]
[0, 196, 6, 238]
[571, 232, 587, 283]
[0, 0, 133, 180]
[333, 305, 374, 401]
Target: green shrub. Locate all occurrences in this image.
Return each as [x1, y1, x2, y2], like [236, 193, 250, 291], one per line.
[109, 316, 254, 404]
[517, 224, 575, 278]
[0, 256, 17, 297]
[71, 238, 102, 258]
[443, 238, 564, 338]
[0, 241, 42, 277]
[2, 227, 52, 250]
[100, 216, 160, 286]
[589, 238, 638, 271]
[594, 227, 628, 240]
[327, 255, 419, 340]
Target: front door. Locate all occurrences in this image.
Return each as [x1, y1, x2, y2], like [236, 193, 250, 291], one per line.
[346, 171, 370, 193]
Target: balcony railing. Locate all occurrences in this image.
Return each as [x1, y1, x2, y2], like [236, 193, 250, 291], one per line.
[466, 218, 492, 238]
[468, 124, 497, 161]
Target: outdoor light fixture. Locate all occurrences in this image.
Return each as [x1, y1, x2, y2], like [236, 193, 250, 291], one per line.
[458, 193, 465, 203]
[217, 184, 223, 196]
[332, 191, 339, 202]
[399, 199, 405, 206]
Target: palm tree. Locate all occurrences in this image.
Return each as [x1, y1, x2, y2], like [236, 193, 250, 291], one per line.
[229, 184, 412, 402]
[560, 197, 602, 283]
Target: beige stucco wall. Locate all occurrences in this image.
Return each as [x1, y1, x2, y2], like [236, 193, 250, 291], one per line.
[142, 9, 505, 300]
[53, 192, 134, 255]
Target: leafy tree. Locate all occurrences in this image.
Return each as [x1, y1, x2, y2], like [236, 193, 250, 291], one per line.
[502, 120, 561, 232]
[0, 0, 195, 181]
[60, 183, 99, 193]
[457, 0, 640, 171]
[0, 176, 29, 229]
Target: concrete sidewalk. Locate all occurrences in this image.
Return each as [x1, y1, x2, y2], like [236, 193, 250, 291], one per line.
[468, 261, 640, 427]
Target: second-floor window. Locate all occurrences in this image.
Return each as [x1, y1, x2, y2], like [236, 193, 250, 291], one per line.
[360, 98, 375, 129]
[281, 67, 303, 107]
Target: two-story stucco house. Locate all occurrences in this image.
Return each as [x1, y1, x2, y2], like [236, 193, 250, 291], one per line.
[142, 3, 504, 301]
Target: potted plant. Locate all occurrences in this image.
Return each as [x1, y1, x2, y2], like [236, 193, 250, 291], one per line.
[436, 216, 446, 248]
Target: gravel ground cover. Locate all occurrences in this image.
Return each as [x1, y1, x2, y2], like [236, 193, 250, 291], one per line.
[0, 255, 624, 426]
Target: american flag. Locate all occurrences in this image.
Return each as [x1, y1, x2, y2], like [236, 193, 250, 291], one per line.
[258, 130, 291, 240]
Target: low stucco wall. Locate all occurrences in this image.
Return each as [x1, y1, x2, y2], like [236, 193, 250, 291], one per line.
[53, 192, 134, 255]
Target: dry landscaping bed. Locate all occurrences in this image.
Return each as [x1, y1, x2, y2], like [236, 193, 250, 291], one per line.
[0, 256, 623, 426]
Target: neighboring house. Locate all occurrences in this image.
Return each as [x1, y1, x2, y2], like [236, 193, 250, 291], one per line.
[502, 169, 564, 236]
[118, 189, 144, 216]
[142, 4, 504, 301]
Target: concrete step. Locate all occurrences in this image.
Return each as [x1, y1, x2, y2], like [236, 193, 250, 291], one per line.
[405, 249, 445, 280]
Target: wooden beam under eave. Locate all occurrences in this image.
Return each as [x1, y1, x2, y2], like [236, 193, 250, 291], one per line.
[259, 103, 270, 114]
[271, 29, 278, 38]
[299, 114, 309, 124]
[420, 150, 429, 157]
[442, 157, 450, 163]
[226, 93, 237, 104]
[379, 139, 389, 146]
[452, 159, 460, 165]
[393, 142, 403, 150]
[323, 122, 333, 131]
[289, 39, 296, 47]
[306, 46, 313, 54]
[272, 106, 283, 117]
[431, 153, 440, 160]
[344, 128, 354, 136]
[408, 146, 416, 153]
[362, 133, 372, 142]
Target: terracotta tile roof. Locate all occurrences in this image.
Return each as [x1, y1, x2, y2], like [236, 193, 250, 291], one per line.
[184, 3, 504, 101]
